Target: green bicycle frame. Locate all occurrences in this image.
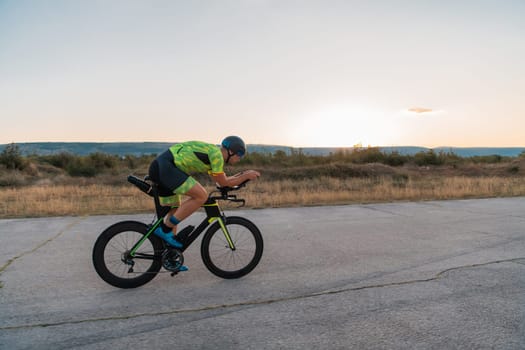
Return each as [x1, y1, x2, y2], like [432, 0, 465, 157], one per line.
[129, 199, 235, 257]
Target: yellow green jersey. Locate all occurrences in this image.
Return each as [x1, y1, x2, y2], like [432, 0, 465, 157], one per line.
[168, 141, 224, 176]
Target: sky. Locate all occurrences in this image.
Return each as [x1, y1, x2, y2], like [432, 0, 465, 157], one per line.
[1, 0, 524, 148]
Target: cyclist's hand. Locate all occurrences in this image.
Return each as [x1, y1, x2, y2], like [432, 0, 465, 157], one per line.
[244, 170, 260, 181]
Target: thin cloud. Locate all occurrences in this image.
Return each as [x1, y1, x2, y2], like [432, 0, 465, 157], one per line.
[408, 107, 433, 114]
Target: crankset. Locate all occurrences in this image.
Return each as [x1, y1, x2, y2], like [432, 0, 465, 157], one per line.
[161, 248, 185, 275]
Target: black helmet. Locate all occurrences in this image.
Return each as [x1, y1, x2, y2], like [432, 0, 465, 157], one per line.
[221, 136, 246, 157]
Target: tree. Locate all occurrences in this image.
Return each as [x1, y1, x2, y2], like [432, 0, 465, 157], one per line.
[0, 143, 25, 170]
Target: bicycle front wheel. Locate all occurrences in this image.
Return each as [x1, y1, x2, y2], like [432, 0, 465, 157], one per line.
[201, 216, 263, 279]
[92, 221, 163, 288]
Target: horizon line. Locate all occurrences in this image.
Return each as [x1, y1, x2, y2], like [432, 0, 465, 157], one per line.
[1, 141, 525, 149]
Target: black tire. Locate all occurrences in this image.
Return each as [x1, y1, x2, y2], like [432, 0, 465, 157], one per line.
[92, 221, 164, 288]
[201, 216, 263, 279]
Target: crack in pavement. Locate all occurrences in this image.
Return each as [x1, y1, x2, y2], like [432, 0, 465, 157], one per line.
[358, 205, 411, 217]
[0, 217, 86, 275]
[2, 257, 523, 331]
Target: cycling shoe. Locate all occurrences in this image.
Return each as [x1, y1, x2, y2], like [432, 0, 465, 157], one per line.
[153, 227, 183, 248]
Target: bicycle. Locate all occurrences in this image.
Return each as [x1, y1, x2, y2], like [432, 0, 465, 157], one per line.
[92, 175, 264, 288]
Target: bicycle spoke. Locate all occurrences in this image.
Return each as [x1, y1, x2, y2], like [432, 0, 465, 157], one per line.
[102, 231, 156, 279]
[207, 223, 257, 272]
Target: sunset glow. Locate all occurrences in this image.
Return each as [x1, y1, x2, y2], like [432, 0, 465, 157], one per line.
[1, 1, 523, 147]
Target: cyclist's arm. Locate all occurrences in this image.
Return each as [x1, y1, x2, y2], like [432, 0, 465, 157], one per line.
[211, 171, 260, 187]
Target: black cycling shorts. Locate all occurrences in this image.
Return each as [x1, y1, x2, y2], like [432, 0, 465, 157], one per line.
[148, 150, 191, 197]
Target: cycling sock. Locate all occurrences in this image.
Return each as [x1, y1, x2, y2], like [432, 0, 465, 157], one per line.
[169, 215, 181, 226]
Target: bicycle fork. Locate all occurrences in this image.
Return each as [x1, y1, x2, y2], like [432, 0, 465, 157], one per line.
[205, 200, 236, 251]
[212, 216, 236, 251]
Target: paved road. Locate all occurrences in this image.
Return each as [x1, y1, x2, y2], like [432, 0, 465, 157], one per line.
[1, 197, 524, 349]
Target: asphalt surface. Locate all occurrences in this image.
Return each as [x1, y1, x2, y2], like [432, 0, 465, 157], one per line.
[1, 197, 524, 349]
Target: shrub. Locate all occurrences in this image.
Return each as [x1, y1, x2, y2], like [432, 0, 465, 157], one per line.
[40, 152, 75, 169]
[414, 150, 443, 166]
[0, 143, 25, 170]
[470, 155, 503, 164]
[88, 152, 117, 170]
[66, 158, 98, 177]
[41, 152, 119, 177]
[242, 151, 274, 166]
[384, 151, 408, 166]
[348, 147, 385, 164]
[440, 152, 463, 166]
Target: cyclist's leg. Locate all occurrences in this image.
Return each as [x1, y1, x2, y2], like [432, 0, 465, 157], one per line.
[149, 152, 189, 247]
[150, 150, 207, 234]
[173, 183, 208, 220]
[169, 180, 208, 235]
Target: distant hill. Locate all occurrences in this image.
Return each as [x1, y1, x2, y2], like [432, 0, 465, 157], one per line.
[0, 142, 174, 157]
[0, 142, 524, 158]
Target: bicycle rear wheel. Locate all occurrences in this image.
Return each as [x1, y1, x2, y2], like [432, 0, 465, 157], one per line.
[92, 221, 163, 288]
[201, 216, 263, 279]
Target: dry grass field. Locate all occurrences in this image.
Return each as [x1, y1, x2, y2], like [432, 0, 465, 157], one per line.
[1, 148, 524, 218]
[1, 172, 524, 218]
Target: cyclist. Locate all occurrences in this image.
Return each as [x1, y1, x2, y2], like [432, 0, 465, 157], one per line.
[148, 136, 260, 270]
